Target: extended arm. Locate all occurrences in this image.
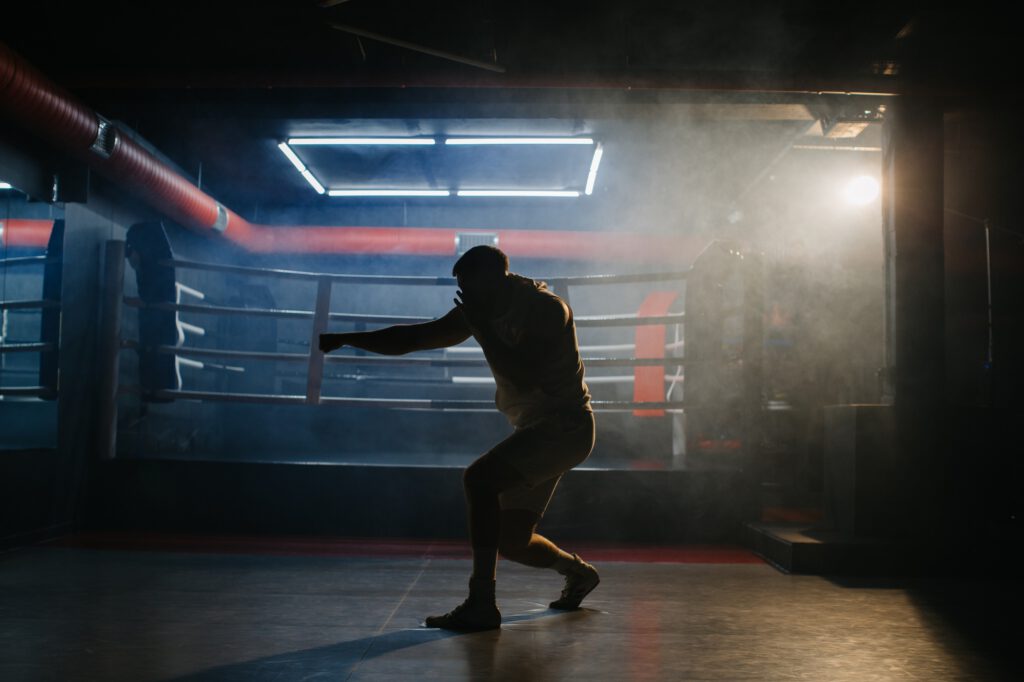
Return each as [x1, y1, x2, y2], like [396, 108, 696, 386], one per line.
[319, 307, 471, 355]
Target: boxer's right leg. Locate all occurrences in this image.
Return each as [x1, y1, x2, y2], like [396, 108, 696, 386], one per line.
[498, 509, 600, 610]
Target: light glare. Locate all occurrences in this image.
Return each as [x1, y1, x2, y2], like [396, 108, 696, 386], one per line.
[843, 176, 880, 205]
[0, 182, 12, 190]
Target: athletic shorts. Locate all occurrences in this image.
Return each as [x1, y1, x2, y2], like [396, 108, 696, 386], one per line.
[492, 410, 596, 516]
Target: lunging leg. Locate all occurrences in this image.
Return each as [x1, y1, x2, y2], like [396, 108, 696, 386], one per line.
[498, 508, 601, 610]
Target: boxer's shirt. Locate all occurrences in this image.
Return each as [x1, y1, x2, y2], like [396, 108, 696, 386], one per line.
[474, 274, 592, 428]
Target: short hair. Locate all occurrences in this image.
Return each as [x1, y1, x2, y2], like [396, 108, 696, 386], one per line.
[452, 245, 509, 279]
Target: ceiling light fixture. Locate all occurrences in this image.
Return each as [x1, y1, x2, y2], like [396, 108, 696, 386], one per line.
[328, 189, 451, 197]
[278, 137, 603, 199]
[277, 143, 326, 195]
[457, 190, 580, 198]
[300, 171, 327, 195]
[288, 137, 436, 146]
[445, 137, 594, 145]
[584, 144, 604, 196]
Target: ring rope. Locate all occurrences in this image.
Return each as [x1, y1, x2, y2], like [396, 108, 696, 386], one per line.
[160, 257, 690, 286]
[152, 388, 685, 412]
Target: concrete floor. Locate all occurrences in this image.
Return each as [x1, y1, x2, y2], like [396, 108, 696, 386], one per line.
[0, 541, 1019, 681]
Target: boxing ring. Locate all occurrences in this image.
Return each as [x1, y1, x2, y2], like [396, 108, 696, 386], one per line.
[0, 226, 764, 543]
[98, 232, 762, 470]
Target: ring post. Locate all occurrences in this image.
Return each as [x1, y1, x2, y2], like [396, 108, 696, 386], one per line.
[306, 277, 332, 404]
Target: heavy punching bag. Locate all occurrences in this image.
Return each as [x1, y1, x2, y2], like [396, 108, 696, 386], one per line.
[126, 222, 179, 400]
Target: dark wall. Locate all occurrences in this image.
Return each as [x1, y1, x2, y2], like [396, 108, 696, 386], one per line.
[942, 108, 1024, 542]
[944, 109, 1024, 409]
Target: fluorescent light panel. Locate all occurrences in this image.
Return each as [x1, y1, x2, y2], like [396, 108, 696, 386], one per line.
[278, 142, 326, 195]
[457, 190, 580, 198]
[584, 144, 604, 196]
[279, 138, 603, 198]
[445, 137, 593, 145]
[328, 189, 450, 197]
[278, 143, 306, 172]
[288, 137, 436, 145]
[301, 171, 326, 195]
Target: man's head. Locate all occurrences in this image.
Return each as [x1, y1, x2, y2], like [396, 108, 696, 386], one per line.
[452, 245, 509, 301]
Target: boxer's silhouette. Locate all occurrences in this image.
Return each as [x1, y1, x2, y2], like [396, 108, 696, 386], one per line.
[320, 246, 598, 630]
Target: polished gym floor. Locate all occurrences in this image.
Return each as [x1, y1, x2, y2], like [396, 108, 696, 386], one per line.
[1, 533, 1018, 681]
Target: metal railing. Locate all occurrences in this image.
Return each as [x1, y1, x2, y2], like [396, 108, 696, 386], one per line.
[0, 255, 58, 398]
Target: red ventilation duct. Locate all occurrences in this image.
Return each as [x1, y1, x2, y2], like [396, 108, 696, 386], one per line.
[0, 42, 245, 241]
[0, 42, 699, 262]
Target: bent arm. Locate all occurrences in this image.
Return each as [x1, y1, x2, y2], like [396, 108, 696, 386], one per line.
[321, 307, 470, 355]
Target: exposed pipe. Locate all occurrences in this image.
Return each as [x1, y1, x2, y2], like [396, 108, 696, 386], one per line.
[0, 41, 701, 262]
[4, 219, 706, 263]
[0, 42, 232, 239]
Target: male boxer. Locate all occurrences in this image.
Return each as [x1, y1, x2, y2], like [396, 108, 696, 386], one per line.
[319, 245, 598, 631]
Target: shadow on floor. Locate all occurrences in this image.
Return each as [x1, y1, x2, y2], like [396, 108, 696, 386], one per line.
[828, 575, 1022, 681]
[905, 579, 1022, 681]
[164, 609, 590, 681]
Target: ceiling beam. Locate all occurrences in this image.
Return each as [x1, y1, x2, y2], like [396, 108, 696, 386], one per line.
[329, 23, 507, 74]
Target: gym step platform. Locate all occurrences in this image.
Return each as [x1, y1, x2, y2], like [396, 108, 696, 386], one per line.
[744, 522, 940, 575]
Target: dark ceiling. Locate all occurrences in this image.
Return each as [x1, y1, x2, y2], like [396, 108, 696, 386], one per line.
[0, 2, 1015, 229]
[2, 1, 1014, 91]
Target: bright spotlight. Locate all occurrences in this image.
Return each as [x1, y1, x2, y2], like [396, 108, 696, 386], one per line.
[843, 176, 880, 205]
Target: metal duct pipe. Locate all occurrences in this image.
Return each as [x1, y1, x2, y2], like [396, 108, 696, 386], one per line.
[0, 42, 246, 241]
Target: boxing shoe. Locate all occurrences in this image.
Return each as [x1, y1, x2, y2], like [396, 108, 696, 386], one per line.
[425, 577, 501, 631]
[550, 553, 600, 610]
